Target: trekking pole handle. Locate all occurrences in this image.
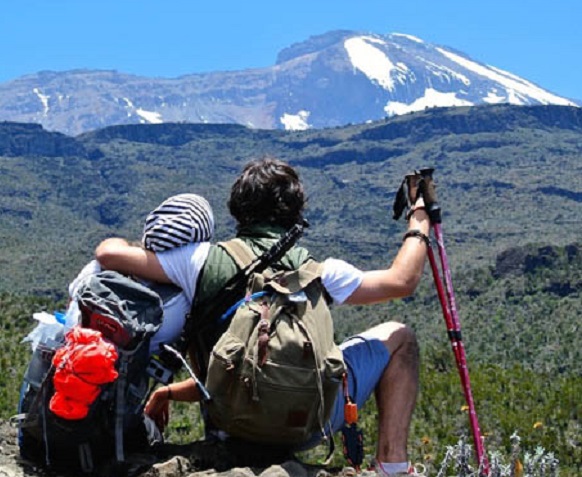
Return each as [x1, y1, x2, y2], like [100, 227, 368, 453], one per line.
[416, 167, 442, 225]
[393, 173, 419, 221]
[393, 167, 439, 222]
[247, 219, 309, 276]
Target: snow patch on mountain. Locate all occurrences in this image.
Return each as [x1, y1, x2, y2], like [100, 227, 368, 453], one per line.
[436, 47, 576, 106]
[385, 88, 473, 116]
[136, 108, 163, 124]
[483, 89, 506, 104]
[280, 110, 311, 130]
[420, 59, 470, 86]
[121, 97, 134, 117]
[489, 65, 533, 83]
[33, 88, 50, 116]
[118, 97, 163, 123]
[391, 33, 424, 44]
[345, 37, 397, 91]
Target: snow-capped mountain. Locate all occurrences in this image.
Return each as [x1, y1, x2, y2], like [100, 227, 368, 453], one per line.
[0, 30, 577, 135]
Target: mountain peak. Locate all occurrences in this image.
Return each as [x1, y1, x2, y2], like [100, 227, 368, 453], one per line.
[275, 30, 359, 64]
[0, 30, 578, 135]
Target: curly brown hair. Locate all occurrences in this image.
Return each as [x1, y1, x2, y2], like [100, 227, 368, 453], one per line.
[228, 157, 305, 230]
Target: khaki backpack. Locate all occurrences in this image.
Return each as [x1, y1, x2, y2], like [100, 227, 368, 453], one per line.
[204, 239, 346, 446]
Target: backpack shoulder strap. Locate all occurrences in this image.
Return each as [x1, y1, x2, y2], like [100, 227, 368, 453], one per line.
[218, 239, 257, 270]
[299, 258, 324, 277]
[298, 259, 333, 305]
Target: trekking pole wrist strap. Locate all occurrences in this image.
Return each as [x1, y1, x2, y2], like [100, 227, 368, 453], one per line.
[403, 229, 431, 248]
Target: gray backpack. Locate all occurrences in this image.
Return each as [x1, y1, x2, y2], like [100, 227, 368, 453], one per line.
[17, 271, 177, 473]
[205, 239, 346, 446]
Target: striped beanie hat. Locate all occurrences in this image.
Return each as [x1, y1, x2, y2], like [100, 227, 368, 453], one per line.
[142, 194, 214, 252]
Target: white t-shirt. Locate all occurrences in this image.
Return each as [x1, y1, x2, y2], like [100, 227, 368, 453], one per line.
[148, 292, 190, 355]
[69, 241, 211, 354]
[156, 242, 211, 303]
[156, 244, 363, 305]
[320, 258, 364, 304]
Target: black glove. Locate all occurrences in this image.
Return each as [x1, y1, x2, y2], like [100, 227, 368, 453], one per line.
[393, 167, 439, 222]
[393, 172, 422, 220]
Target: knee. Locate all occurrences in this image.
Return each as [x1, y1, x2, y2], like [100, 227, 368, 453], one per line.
[386, 323, 419, 361]
[396, 324, 418, 346]
[397, 326, 419, 361]
[360, 322, 419, 358]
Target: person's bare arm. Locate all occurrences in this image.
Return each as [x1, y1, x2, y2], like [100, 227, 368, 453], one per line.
[344, 205, 430, 305]
[95, 237, 172, 283]
[144, 379, 200, 432]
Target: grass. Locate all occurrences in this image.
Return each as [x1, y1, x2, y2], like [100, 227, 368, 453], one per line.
[163, 398, 569, 476]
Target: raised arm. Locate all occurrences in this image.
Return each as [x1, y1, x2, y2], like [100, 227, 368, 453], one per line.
[95, 237, 172, 283]
[344, 205, 429, 305]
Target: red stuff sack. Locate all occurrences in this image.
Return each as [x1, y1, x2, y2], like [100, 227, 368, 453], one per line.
[49, 327, 118, 420]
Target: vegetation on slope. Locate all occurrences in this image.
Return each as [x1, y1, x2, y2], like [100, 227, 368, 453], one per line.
[1, 243, 580, 474]
[1, 104, 581, 296]
[0, 104, 580, 475]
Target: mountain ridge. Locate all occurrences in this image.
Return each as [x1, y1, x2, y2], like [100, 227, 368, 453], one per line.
[0, 30, 578, 136]
[1, 104, 580, 297]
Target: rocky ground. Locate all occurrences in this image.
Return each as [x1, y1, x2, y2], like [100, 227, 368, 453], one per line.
[0, 420, 355, 477]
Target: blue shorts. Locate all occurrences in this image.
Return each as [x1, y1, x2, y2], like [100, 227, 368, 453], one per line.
[330, 335, 391, 431]
[300, 334, 390, 448]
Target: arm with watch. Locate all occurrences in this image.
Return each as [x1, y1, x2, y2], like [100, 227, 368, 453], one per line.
[144, 378, 201, 432]
[344, 172, 430, 306]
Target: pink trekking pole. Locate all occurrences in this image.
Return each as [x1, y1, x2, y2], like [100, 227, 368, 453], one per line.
[421, 169, 489, 476]
[394, 169, 489, 475]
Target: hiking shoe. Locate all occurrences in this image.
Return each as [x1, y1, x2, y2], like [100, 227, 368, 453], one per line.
[376, 463, 427, 477]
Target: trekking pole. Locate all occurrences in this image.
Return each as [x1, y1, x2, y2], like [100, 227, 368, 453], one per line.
[394, 169, 489, 475]
[162, 344, 212, 403]
[417, 169, 489, 476]
[217, 219, 310, 323]
[243, 218, 310, 278]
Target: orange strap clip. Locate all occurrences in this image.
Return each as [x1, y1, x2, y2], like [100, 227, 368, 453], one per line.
[343, 372, 358, 425]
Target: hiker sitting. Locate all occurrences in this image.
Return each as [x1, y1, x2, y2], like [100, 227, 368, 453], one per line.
[95, 157, 429, 477]
[16, 193, 216, 473]
[72, 193, 214, 355]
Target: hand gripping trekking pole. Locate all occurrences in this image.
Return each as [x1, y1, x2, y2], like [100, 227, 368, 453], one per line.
[396, 169, 489, 475]
[162, 344, 212, 403]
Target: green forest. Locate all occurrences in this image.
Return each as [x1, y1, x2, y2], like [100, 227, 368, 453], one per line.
[0, 104, 580, 475]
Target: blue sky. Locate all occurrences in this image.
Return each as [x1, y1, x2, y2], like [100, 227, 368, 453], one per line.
[1, 0, 581, 101]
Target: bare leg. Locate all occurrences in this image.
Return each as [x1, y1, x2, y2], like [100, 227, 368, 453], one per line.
[360, 322, 419, 463]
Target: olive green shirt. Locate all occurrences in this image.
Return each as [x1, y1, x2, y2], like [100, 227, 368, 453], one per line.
[194, 223, 312, 311]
